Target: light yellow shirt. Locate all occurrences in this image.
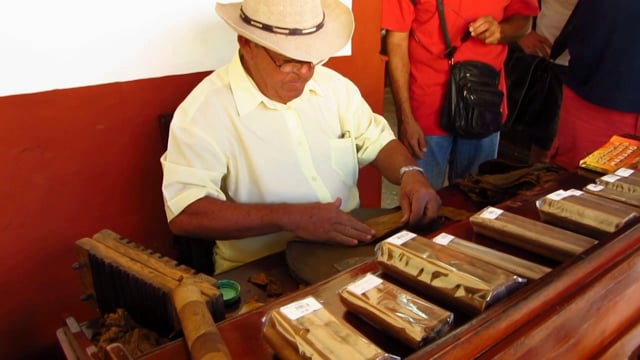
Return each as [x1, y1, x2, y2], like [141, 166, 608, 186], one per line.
[161, 53, 395, 273]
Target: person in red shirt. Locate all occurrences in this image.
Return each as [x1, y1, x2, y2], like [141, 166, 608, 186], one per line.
[383, 0, 539, 189]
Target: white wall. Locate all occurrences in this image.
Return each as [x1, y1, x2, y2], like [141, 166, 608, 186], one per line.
[0, 0, 351, 97]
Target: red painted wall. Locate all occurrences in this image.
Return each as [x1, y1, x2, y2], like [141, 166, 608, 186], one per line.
[0, 1, 384, 359]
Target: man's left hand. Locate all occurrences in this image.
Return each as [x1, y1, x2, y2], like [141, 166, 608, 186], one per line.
[398, 171, 442, 226]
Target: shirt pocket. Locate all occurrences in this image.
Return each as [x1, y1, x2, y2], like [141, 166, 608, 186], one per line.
[329, 137, 358, 187]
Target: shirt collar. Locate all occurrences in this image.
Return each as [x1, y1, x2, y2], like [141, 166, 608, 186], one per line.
[228, 52, 323, 116]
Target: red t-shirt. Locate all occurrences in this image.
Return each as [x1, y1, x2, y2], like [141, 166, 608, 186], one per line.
[382, 0, 539, 135]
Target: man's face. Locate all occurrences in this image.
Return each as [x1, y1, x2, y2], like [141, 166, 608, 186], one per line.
[239, 37, 317, 104]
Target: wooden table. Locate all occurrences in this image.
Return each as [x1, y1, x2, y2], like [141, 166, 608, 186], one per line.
[61, 170, 640, 359]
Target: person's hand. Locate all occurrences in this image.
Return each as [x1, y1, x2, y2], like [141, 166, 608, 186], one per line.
[517, 31, 553, 57]
[286, 198, 375, 246]
[398, 117, 427, 159]
[469, 16, 502, 45]
[397, 171, 441, 226]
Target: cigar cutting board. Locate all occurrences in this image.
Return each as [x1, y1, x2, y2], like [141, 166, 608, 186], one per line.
[286, 208, 404, 284]
[285, 205, 475, 284]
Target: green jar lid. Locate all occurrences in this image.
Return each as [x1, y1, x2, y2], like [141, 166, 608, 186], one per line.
[218, 279, 241, 306]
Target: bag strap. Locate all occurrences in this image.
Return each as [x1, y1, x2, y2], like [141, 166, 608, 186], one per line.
[435, 0, 470, 62]
[435, 0, 455, 60]
[549, 0, 581, 60]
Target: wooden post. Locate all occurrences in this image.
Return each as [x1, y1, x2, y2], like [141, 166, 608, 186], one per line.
[172, 279, 232, 360]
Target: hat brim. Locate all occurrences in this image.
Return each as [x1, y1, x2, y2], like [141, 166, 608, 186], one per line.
[216, 0, 354, 63]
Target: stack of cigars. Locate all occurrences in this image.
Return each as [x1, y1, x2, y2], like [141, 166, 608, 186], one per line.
[262, 168, 640, 359]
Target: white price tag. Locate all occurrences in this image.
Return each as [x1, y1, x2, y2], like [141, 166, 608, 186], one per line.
[480, 207, 503, 219]
[280, 296, 322, 320]
[433, 233, 455, 246]
[546, 190, 570, 200]
[347, 273, 383, 295]
[385, 230, 417, 245]
[586, 184, 605, 192]
[566, 189, 584, 196]
[615, 168, 635, 177]
[600, 174, 621, 183]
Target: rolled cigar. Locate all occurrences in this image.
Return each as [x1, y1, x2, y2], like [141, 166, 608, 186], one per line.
[172, 279, 231, 360]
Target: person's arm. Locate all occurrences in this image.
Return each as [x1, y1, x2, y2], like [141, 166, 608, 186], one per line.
[469, 15, 533, 45]
[169, 197, 376, 246]
[385, 30, 426, 159]
[371, 139, 441, 225]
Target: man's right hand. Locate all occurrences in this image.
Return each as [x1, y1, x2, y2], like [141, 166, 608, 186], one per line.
[398, 117, 427, 159]
[284, 198, 375, 246]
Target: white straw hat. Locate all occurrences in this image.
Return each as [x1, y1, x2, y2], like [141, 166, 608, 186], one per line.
[216, 0, 354, 63]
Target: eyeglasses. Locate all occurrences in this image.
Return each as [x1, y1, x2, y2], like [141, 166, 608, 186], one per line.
[261, 46, 325, 73]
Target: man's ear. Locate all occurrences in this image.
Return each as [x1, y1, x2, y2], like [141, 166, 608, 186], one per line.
[237, 35, 257, 58]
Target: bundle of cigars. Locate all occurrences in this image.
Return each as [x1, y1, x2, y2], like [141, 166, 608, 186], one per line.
[429, 232, 551, 280]
[470, 207, 597, 262]
[262, 170, 640, 358]
[262, 296, 394, 360]
[582, 167, 640, 208]
[536, 189, 639, 239]
[374, 231, 526, 315]
[338, 273, 454, 349]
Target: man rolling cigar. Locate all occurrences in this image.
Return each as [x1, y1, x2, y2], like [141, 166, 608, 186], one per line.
[161, 0, 441, 274]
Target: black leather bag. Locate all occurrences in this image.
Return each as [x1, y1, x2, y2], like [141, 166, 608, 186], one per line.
[502, 45, 566, 150]
[440, 60, 504, 139]
[435, 0, 503, 139]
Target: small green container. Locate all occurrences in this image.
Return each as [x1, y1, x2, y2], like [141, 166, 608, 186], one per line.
[218, 279, 241, 306]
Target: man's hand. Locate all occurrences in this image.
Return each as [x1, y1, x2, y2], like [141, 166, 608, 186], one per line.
[469, 16, 502, 44]
[398, 117, 427, 159]
[517, 31, 553, 57]
[398, 171, 442, 226]
[285, 198, 375, 246]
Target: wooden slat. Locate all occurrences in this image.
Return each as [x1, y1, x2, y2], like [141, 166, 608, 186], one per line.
[74, 230, 225, 332]
[90, 229, 221, 301]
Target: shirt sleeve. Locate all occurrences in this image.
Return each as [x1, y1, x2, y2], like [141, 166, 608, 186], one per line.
[161, 118, 227, 221]
[504, 0, 540, 18]
[381, 0, 416, 31]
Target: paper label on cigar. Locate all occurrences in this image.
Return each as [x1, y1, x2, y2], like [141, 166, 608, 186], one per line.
[615, 168, 635, 177]
[385, 230, 417, 245]
[347, 273, 383, 295]
[280, 297, 323, 320]
[480, 207, 503, 219]
[600, 174, 622, 183]
[546, 190, 571, 200]
[566, 189, 584, 196]
[586, 184, 605, 192]
[433, 233, 455, 246]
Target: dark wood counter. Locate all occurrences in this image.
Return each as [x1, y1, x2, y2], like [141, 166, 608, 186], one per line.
[62, 170, 640, 359]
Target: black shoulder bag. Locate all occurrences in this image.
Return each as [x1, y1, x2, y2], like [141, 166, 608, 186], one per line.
[437, 0, 504, 139]
[503, 0, 580, 149]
